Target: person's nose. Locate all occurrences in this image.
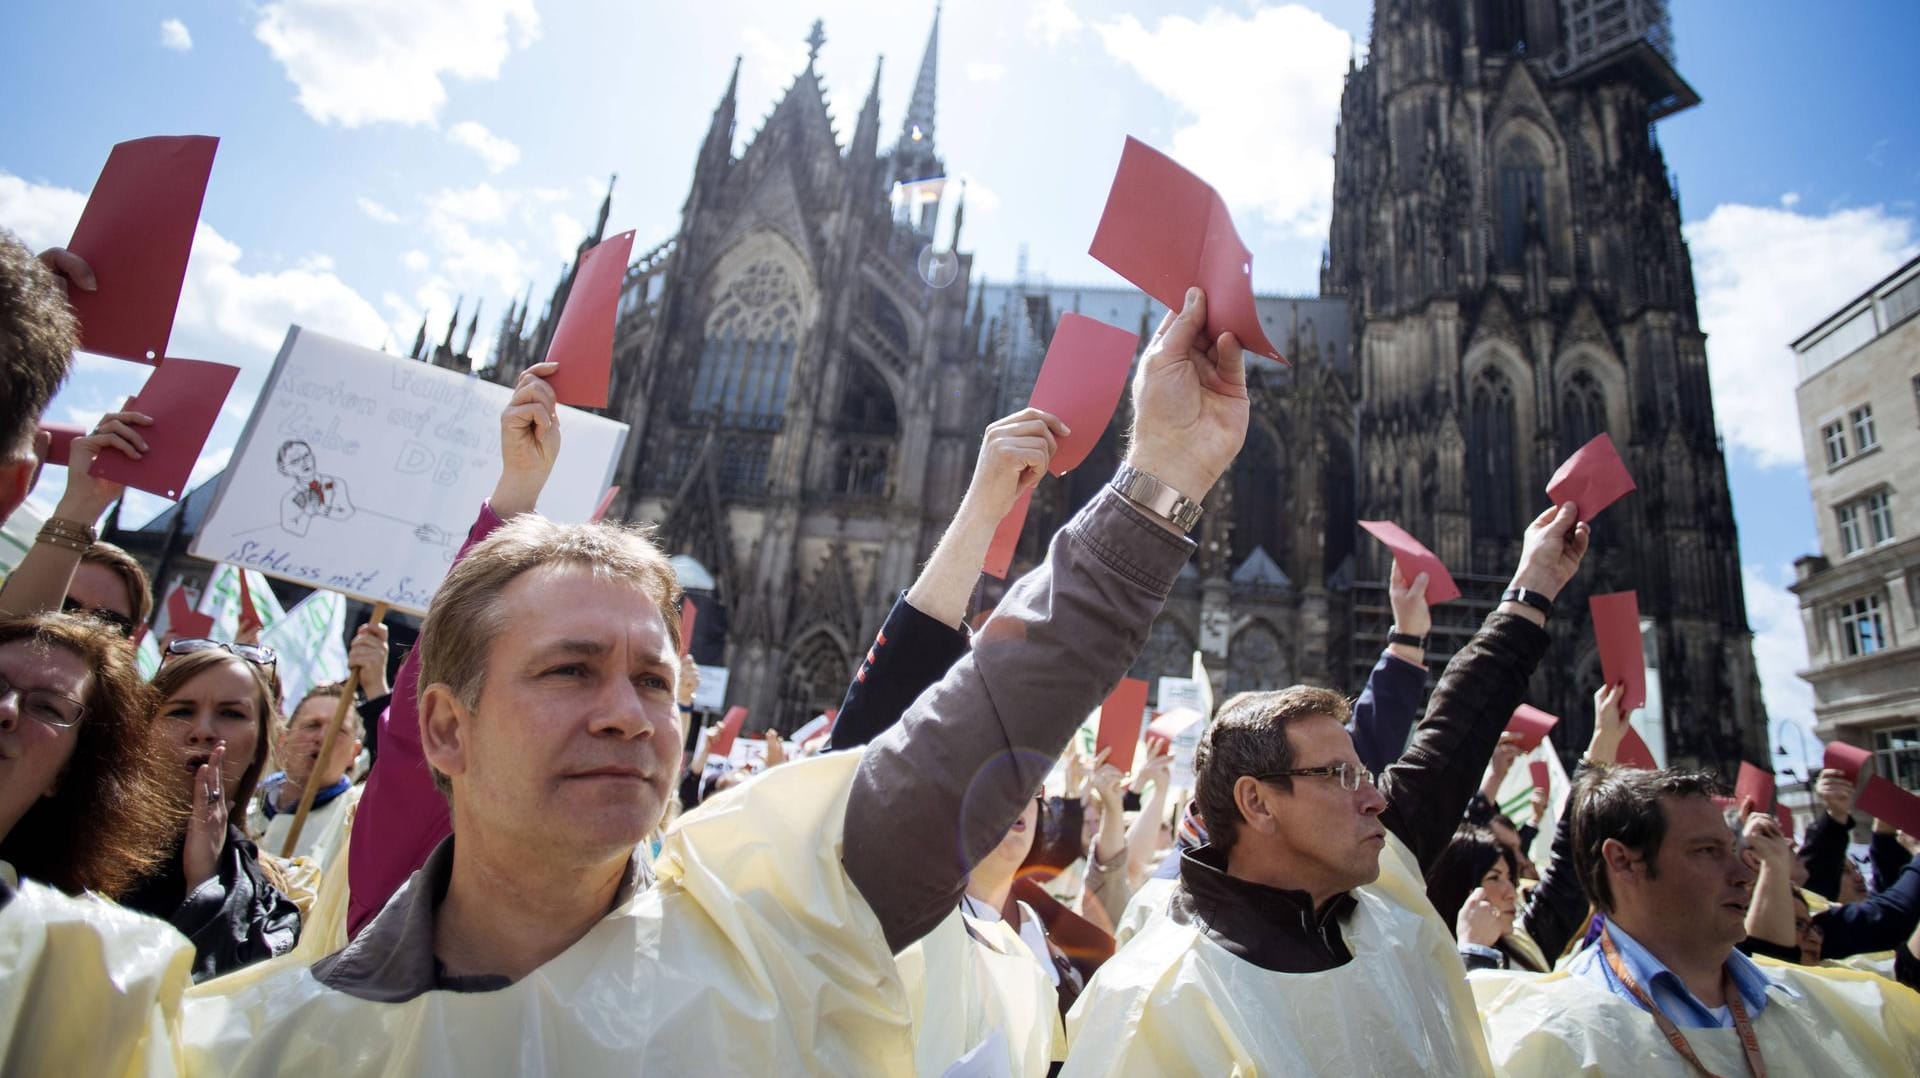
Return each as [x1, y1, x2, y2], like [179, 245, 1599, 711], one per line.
[589, 678, 659, 740]
[184, 709, 222, 745]
[0, 685, 20, 732]
[1356, 781, 1388, 816]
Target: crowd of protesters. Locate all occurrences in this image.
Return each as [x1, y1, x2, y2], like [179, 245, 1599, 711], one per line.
[3, 225, 1918, 1074]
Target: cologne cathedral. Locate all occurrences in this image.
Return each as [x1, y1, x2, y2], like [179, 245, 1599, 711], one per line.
[461, 1, 1767, 772]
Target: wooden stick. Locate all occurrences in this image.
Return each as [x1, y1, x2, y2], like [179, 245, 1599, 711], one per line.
[279, 602, 388, 858]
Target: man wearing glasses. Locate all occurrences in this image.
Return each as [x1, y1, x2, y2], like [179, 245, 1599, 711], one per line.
[1064, 503, 1590, 1075]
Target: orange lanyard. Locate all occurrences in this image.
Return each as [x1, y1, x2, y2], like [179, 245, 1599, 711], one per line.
[1599, 927, 1767, 1078]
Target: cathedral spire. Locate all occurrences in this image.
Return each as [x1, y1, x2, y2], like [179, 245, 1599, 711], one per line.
[461, 298, 482, 357]
[900, 3, 940, 151]
[700, 57, 741, 170]
[851, 54, 884, 163]
[410, 314, 427, 360]
[592, 175, 616, 243]
[805, 19, 826, 70]
[442, 296, 462, 350]
[948, 178, 966, 250]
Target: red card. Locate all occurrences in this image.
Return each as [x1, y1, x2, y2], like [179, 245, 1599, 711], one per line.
[1616, 726, 1657, 770]
[1089, 137, 1285, 362]
[709, 706, 749, 758]
[1589, 591, 1647, 711]
[678, 597, 698, 659]
[543, 230, 633, 408]
[1529, 760, 1550, 792]
[1773, 802, 1793, 838]
[164, 586, 214, 640]
[65, 135, 219, 364]
[1147, 708, 1203, 743]
[590, 485, 620, 523]
[1027, 313, 1138, 475]
[90, 358, 239, 499]
[1735, 762, 1775, 812]
[1358, 520, 1460, 604]
[1824, 741, 1873, 783]
[1506, 705, 1559, 752]
[236, 570, 263, 636]
[1097, 677, 1150, 774]
[983, 486, 1034, 579]
[39, 423, 85, 467]
[1856, 777, 1920, 838]
[1545, 433, 1636, 522]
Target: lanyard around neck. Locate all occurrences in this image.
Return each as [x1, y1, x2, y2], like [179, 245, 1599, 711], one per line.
[1598, 927, 1767, 1078]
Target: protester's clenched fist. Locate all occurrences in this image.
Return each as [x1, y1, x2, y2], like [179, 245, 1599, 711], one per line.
[492, 361, 563, 517]
[1586, 683, 1628, 763]
[1387, 565, 1431, 638]
[1815, 768, 1858, 823]
[965, 408, 1067, 520]
[1741, 811, 1792, 871]
[1508, 502, 1590, 600]
[1457, 887, 1507, 948]
[349, 623, 391, 698]
[36, 246, 96, 296]
[1124, 287, 1249, 512]
[56, 406, 152, 524]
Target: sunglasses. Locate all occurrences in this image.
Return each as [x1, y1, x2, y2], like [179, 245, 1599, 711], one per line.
[61, 597, 136, 638]
[165, 638, 278, 666]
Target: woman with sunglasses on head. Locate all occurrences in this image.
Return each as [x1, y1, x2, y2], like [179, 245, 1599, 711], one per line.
[121, 640, 301, 980]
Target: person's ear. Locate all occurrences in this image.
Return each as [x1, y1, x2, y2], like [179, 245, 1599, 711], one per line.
[0, 456, 35, 524]
[420, 683, 474, 788]
[1601, 837, 1639, 886]
[1232, 775, 1281, 840]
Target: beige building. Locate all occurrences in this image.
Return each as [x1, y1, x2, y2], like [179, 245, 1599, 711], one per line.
[1791, 254, 1920, 790]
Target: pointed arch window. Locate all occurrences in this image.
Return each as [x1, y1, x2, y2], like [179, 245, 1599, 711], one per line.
[830, 361, 898, 498]
[1230, 424, 1289, 574]
[778, 631, 852, 733]
[1470, 366, 1520, 541]
[1497, 139, 1545, 269]
[1227, 623, 1290, 696]
[1560, 369, 1608, 456]
[687, 260, 804, 429]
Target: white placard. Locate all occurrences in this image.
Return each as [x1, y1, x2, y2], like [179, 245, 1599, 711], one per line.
[192, 327, 628, 615]
[1156, 676, 1204, 715]
[692, 664, 730, 712]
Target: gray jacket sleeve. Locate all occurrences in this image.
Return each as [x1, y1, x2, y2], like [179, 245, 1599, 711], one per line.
[843, 487, 1195, 953]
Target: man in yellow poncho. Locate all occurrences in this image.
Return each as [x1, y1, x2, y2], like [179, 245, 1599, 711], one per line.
[1065, 503, 1592, 1075]
[1473, 765, 1920, 1075]
[181, 288, 1250, 1074]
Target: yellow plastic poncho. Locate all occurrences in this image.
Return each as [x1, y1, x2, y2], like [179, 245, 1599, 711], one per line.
[1063, 836, 1491, 1076]
[0, 875, 195, 1077]
[897, 905, 1066, 1076]
[1472, 956, 1920, 1075]
[182, 751, 915, 1075]
[1113, 875, 1175, 947]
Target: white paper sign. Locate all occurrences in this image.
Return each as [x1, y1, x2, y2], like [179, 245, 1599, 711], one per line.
[1156, 676, 1204, 715]
[692, 664, 730, 712]
[192, 327, 629, 615]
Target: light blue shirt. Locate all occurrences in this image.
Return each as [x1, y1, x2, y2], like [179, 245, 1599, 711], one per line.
[1571, 917, 1794, 1029]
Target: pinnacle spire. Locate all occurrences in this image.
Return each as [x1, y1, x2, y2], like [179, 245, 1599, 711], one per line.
[593, 175, 616, 243]
[462, 298, 482, 356]
[805, 19, 826, 69]
[901, 3, 940, 150]
[442, 295, 462, 350]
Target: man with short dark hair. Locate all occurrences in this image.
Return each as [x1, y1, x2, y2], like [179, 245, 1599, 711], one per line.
[0, 232, 80, 526]
[1474, 765, 1920, 1074]
[1065, 503, 1590, 1074]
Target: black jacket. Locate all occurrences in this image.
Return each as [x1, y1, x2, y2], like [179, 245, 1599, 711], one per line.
[1799, 810, 1854, 901]
[122, 824, 300, 982]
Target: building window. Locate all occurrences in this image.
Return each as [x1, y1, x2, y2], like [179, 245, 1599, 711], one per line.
[1559, 370, 1609, 458]
[1867, 490, 1896, 545]
[1470, 366, 1520, 541]
[1872, 725, 1920, 792]
[1837, 502, 1865, 555]
[1823, 420, 1849, 468]
[1497, 148, 1546, 270]
[1837, 594, 1888, 658]
[1851, 404, 1878, 452]
[686, 260, 803, 428]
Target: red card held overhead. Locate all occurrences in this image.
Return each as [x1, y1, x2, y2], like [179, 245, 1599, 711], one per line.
[1772, 803, 1794, 838]
[1545, 433, 1636, 522]
[544, 230, 635, 408]
[1097, 677, 1150, 775]
[1856, 777, 1920, 838]
[1506, 705, 1559, 753]
[1735, 762, 1776, 812]
[1616, 726, 1658, 771]
[983, 486, 1034, 579]
[1529, 760, 1551, 792]
[678, 597, 698, 659]
[164, 586, 214, 640]
[709, 706, 749, 758]
[65, 135, 219, 364]
[1089, 137, 1285, 362]
[1027, 313, 1138, 475]
[1824, 740, 1873, 783]
[89, 358, 239, 500]
[1589, 591, 1647, 712]
[1358, 520, 1460, 605]
[39, 423, 85, 467]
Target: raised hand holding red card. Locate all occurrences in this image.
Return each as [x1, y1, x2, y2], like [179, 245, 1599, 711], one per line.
[1358, 520, 1460, 604]
[1735, 762, 1776, 812]
[709, 706, 749, 758]
[1589, 591, 1647, 711]
[89, 358, 239, 499]
[1824, 740, 1873, 782]
[544, 230, 634, 408]
[65, 135, 219, 364]
[164, 586, 214, 640]
[1545, 433, 1636, 522]
[1506, 705, 1559, 753]
[1027, 313, 1138, 475]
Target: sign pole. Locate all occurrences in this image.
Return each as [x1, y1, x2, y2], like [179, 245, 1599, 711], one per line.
[279, 602, 388, 858]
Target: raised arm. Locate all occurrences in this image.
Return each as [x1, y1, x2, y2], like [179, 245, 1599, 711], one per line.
[0, 407, 149, 617]
[843, 287, 1245, 953]
[1376, 503, 1588, 872]
[1743, 811, 1800, 949]
[1800, 769, 1859, 900]
[1349, 568, 1430, 773]
[1812, 861, 1920, 960]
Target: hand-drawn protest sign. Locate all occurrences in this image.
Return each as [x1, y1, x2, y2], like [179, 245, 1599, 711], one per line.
[191, 326, 629, 616]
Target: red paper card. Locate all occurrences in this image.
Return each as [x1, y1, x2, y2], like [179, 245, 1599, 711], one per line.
[1097, 677, 1150, 774]
[591, 485, 620, 523]
[1773, 802, 1793, 838]
[65, 135, 219, 364]
[1856, 777, 1920, 838]
[1529, 760, 1551, 792]
[1027, 313, 1138, 475]
[1089, 137, 1285, 362]
[543, 230, 633, 408]
[236, 570, 263, 636]
[90, 358, 239, 499]
[1147, 708, 1204, 743]
[679, 597, 698, 659]
[39, 423, 85, 467]
[1590, 591, 1647, 711]
[164, 586, 214, 640]
[1358, 520, 1460, 604]
[1617, 726, 1657, 770]
[983, 486, 1034, 579]
[1506, 705, 1559, 752]
[1824, 741, 1873, 783]
[1545, 433, 1636, 522]
[1735, 762, 1775, 811]
[709, 706, 748, 758]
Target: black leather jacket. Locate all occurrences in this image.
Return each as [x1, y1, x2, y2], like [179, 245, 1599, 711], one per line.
[122, 824, 300, 982]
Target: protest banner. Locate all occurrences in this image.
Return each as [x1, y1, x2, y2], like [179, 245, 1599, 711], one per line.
[258, 588, 350, 714]
[190, 326, 629, 615]
[198, 564, 287, 642]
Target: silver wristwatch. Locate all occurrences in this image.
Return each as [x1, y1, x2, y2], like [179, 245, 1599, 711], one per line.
[1111, 463, 1205, 531]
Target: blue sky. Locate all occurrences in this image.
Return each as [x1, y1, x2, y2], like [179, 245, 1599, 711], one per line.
[3, 1, 1916, 755]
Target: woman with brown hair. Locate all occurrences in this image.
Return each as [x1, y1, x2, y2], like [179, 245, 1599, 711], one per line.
[121, 642, 300, 980]
[0, 612, 178, 896]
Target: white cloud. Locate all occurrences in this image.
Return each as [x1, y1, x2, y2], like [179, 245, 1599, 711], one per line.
[159, 18, 193, 52]
[402, 249, 430, 271]
[1095, 6, 1350, 240]
[1686, 203, 1918, 468]
[548, 212, 585, 261]
[1780, 192, 1801, 208]
[965, 60, 1005, 84]
[1028, 0, 1084, 48]
[254, 0, 540, 127]
[1743, 564, 1816, 743]
[356, 196, 402, 224]
[447, 120, 522, 173]
[173, 222, 393, 354]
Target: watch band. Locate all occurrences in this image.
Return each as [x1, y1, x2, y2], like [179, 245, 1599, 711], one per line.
[1386, 630, 1428, 650]
[1110, 464, 1204, 532]
[1501, 587, 1555, 618]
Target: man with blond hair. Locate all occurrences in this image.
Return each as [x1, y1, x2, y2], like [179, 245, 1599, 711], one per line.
[184, 289, 1250, 1073]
